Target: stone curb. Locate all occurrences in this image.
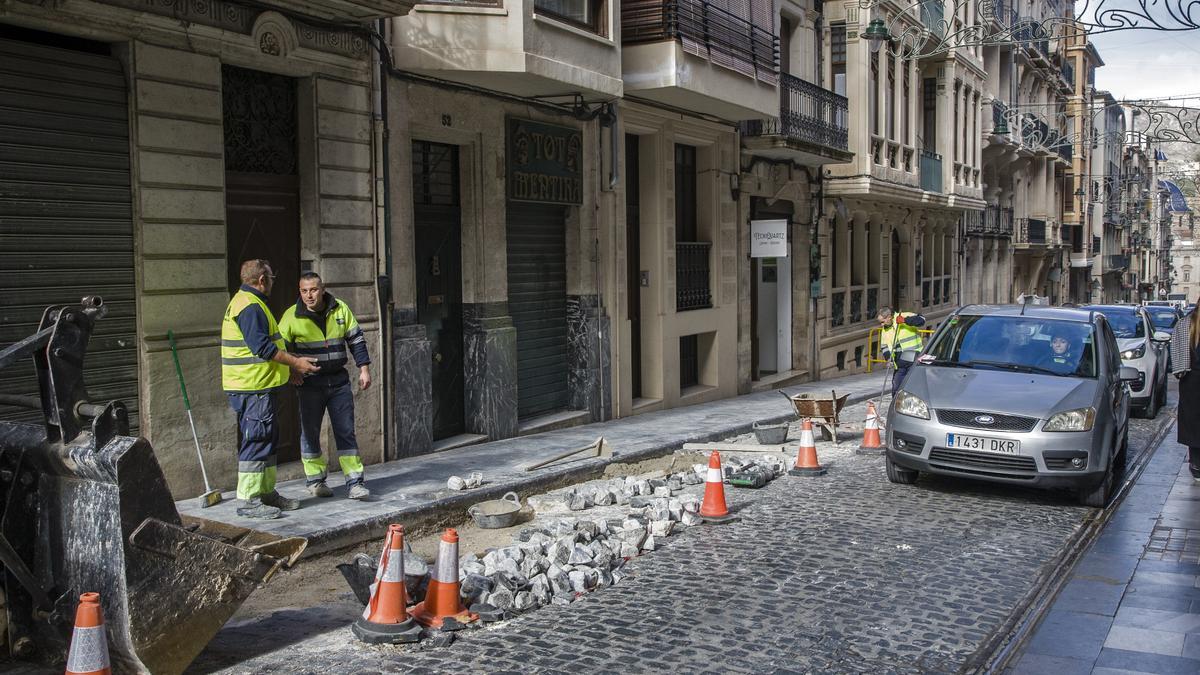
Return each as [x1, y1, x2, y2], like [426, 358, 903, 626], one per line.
[295, 389, 879, 559]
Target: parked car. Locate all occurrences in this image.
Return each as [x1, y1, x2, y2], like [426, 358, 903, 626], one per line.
[1143, 304, 1182, 335]
[885, 305, 1136, 507]
[1082, 305, 1170, 418]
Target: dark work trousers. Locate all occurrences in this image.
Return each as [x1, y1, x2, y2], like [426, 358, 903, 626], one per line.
[227, 388, 279, 500]
[891, 363, 911, 397]
[297, 377, 363, 487]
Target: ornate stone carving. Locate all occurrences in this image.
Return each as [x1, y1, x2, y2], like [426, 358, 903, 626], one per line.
[297, 23, 369, 58]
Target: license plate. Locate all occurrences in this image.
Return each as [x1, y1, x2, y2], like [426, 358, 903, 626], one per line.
[945, 433, 1020, 455]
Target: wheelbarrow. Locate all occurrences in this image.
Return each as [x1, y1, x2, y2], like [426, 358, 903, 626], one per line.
[780, 390, 850, 444]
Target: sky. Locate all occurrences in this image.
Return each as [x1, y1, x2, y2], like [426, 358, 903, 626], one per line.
[1086, 18, 1200, 102]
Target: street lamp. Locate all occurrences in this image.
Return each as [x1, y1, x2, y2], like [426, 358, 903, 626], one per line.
[864, 19, 890, 53]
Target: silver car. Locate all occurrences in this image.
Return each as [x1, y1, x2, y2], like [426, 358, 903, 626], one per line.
[1081, 305, 1170, 418]
[885, 305, 1137, 507]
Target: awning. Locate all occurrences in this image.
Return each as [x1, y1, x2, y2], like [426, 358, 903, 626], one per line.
[1159, 179, 1191, 213]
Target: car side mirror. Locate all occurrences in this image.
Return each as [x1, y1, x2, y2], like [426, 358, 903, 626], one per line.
[897, 350, 917, 366]
[1119, 366, 1139, 382]
[1152, 331, 1171, 343]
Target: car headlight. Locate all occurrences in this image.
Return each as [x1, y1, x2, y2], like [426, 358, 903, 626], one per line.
[1121, 343, 1146, 360]
[894, 390, 930, 420]
[1043, 407, 1096, 432]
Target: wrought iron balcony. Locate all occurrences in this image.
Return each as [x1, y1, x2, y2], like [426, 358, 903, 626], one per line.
[920, 150, 942, 193]
[1015, 217, 1047, 245]
[1060, 61, 1075, 88]
[676, 241, 713, 311]
[1106, 254, 1131, 271]
[919, 0, 946, 40]
[622, 0, 779, 78]
[968, 205, 1014, 237]
[740, 74, 851, 163]
[1057, 143, 1072, 162]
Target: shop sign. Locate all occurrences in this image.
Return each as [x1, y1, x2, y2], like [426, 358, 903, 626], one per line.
[507, 118, 582, 205]
[750, 219, 788, 258]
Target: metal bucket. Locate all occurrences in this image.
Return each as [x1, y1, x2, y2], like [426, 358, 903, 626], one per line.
[467, 492, 523, 529]
[752, 420, 789, 445]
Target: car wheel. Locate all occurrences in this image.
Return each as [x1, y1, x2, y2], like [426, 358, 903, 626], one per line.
[1078, 458, 1114, 507]
[1146, 379, 1161, 419]
[1157, 373, 1168, 406]
[886, 456, 919, 484]
[1115, 425, 1129, 468]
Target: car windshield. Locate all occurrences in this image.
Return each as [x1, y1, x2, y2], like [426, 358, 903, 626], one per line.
[923, 315, 1098, 378]
[1146, 308, 1179, 329]
[1089, 309, 1145, 338]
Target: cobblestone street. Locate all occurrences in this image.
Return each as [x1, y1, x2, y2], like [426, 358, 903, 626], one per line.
[187, 399, 1174, 674]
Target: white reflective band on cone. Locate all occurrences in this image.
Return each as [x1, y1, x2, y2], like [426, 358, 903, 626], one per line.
[799, 430, 814, 444]
[381, 547, 405, 582]
[66, 625, 109, 673]
[865, 417, 878, 429]
[433, 540, 458, 583]
[706, 467, 723, 483]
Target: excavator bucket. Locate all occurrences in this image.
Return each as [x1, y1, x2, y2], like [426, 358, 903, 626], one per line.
[0, 297, 306, 674]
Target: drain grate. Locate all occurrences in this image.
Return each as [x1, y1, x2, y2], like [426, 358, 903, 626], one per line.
[1144, 526, 1200, 563]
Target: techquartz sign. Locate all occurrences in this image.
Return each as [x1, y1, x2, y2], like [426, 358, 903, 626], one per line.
[750, 219, 788, 258]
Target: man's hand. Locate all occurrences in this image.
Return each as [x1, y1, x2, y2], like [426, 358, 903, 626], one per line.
[359, 366, 372, 391]
[292, 354, 320, 375]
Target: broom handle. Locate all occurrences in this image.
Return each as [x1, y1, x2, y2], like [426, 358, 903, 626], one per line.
[168, 331, 213, 492]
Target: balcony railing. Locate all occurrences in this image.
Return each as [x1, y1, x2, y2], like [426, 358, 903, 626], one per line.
[920, 150, 942, 193]
[741, 74, 849, 151]
[1060, 61, 1075, 88]
[622, 0, 779, 78]
[919, 0, 946, 39]
[676, 241, 713, 311]
[1057, 143, 1072, 162]
[969, 204, 1014, 236]
[1017, 217, 1047, 245]
[1015, 19, 1052, 60]
[1106, 254, 1130, 271]
[831, 290, 845, 327]
[992, 100, 1008, 134]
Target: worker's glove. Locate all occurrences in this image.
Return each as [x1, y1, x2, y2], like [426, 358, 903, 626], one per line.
[894, 315, 906, 325]
[881, 349, 891, 361]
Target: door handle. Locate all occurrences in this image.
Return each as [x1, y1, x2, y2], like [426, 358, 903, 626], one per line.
[434, 352, 443, 363]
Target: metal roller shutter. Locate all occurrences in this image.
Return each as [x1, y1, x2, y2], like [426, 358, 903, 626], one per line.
[0, 34, 138, 430]
[507, 203, 569, 418]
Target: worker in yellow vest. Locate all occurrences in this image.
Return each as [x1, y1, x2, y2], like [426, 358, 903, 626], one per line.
[279, 272, 372, 500]
[877, 306, 927, 396]
[222, 259, 320, 520]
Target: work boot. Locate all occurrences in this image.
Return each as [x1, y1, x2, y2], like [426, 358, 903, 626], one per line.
[308, 482, 333, 498]
[348, 484, 371, 500]
[236, 499, 282, 520]
[260, 490, 301, 511]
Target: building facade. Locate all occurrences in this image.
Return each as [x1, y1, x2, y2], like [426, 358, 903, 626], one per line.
[0, 0, 409, 496]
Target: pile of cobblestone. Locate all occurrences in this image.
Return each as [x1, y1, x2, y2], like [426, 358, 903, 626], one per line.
[454, 454, 789, 624]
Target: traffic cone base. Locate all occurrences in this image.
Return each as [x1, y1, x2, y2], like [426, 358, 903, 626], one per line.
[790, 419, 827, 477]
[353, 525, 422, 645]
[856, 401, 886, 456]
[409, 529, 478, 630]
[66, 592, 110, 675]
[351, 615, 422, 644]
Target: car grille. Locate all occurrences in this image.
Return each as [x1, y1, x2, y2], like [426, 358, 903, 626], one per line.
[928, 447, 1038, 478]
[935, 409, 1039, 432]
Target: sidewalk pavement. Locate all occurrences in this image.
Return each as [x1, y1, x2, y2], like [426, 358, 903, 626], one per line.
[1011, 428, 1200, 674]
[177, 370, 886, 557]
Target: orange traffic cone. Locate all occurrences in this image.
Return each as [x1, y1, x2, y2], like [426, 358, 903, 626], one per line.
[789, 419, 828, 476]
[856, 401, 885, 456]
[65, 592, 110, 675]
[699, 451, 735, 523]
[409, 528, 478, 630]
[352, 524, 422, 644]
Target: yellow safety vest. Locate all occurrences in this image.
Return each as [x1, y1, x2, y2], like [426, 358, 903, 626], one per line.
[278, 297, 363, 375]
[221, 290, 288, 392]
[880, 312, 924, 354]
